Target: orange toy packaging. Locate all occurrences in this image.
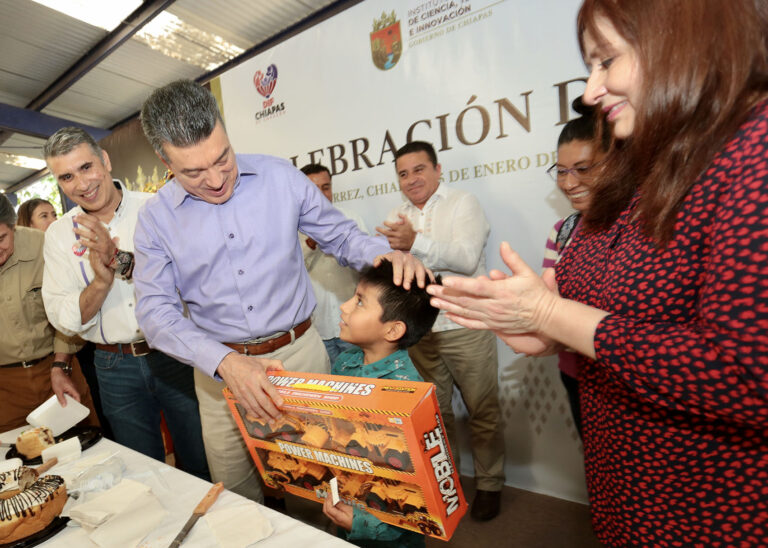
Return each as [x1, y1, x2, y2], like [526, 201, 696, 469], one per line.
[224, 371, 467, 540]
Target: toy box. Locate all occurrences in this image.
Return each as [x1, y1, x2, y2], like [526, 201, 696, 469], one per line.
[224, 371, 467, 540]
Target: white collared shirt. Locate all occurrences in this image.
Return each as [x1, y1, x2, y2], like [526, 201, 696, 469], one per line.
[386, 184, 490, 332]
[43, 181, 151, 344]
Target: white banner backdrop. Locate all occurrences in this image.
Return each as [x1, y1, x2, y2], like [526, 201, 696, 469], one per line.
[219, 0, 590, 503]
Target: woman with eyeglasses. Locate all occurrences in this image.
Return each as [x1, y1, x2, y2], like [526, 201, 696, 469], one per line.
[427, 0, 768, 544]
[541, 97, 605, 436]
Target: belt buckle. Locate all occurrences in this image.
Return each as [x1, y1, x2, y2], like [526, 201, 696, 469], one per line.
[130, 341, 149, 357]
[21, 360, 35, 368]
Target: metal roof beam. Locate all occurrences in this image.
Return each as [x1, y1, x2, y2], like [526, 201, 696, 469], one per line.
[110, 0, 363, 130]
[0, 102, 111, 141]
[0, 0, 175, 182]
[5, 168, 48, 194]
[2, 0, 174, 191]
[0, 0, 176, 148]
[199, 0, 364, 84]
[27, 0, 178, 111]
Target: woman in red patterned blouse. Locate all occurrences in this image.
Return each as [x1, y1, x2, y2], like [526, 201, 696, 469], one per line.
[427, 0, 768, 545]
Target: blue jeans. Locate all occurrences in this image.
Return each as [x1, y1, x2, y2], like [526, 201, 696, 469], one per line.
[93, 348, 210, 481]
[323, 338, 356, 366]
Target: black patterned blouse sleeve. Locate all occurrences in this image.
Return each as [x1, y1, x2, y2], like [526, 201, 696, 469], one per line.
[591, 102, 768, 429]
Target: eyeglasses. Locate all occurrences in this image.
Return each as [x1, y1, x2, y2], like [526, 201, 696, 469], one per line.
[546, 163, 599, 182]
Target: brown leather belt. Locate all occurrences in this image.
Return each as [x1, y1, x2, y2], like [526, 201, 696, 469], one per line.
[1, 354, 50, 368]
[224, 319, 312, 356]
[94, 340, 152, 357]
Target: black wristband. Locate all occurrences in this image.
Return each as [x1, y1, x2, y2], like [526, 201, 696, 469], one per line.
[51, 361, 72, 375]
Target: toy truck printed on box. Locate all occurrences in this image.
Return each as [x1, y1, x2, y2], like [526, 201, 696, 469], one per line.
[225, 372, 467, 541]
[262, 449, 332, 490]
[234, 404, 413, 472]
[256, 446, 442, 534]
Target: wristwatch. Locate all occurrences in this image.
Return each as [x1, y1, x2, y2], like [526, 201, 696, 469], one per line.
[51, 361, 72, 375]
[108, 249, 135, 280]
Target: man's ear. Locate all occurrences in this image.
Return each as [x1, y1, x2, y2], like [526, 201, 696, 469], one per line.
[384, 320, 406, 344]
[101, 149, 112, 173]
[156, 152, 171, 170]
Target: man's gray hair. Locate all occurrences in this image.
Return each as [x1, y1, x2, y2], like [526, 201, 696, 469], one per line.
[140, 80, 223, 162]
[43, 127, 103, 160]
[0, 193, 17, 229]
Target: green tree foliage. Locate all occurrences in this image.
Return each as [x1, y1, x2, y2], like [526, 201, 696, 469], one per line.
[13, 174, 64, 214]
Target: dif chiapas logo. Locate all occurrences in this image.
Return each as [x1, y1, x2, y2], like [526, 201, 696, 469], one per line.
[253, 64, 286, 122]
[370, 10, 402, 70]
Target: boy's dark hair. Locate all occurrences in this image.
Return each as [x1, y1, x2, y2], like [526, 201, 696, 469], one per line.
[394, 141, 438, 166]
[300, 163, 330, 177]
[359, 260, 441, 349]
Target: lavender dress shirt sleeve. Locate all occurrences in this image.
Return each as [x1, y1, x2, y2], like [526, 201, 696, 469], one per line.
[133, 154, 391, 377]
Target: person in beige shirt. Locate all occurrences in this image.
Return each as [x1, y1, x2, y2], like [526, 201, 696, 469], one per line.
[0, 193, 97, 432]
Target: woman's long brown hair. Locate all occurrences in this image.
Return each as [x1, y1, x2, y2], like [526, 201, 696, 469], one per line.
[577, 0, 768, 245]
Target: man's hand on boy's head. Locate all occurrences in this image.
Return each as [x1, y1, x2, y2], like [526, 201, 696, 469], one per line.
[374, 250, 434, 290]
[323, 494, 353, 531]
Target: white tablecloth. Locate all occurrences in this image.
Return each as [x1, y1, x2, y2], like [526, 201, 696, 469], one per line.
[1, 427, 351, 547]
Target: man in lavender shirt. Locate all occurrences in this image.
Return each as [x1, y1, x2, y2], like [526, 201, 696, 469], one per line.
[133, 80, 428, 503]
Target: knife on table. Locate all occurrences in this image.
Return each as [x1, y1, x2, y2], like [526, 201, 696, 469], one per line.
[34, 457, 58, 475]
[168, 482, 225, 548]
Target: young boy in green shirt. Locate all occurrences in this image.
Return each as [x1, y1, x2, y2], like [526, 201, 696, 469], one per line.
[322, 260, 440, 548]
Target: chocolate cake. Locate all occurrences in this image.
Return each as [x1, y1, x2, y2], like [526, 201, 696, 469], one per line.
[0, 463, 67, 544]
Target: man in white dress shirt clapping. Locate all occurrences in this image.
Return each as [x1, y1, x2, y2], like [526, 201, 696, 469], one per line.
[377, 141, 505, 521]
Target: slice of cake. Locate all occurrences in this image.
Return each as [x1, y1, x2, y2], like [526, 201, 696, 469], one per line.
[16, 427, 55, 459]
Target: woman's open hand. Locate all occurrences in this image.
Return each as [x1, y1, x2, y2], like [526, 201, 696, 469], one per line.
[427, 242, 559, 336]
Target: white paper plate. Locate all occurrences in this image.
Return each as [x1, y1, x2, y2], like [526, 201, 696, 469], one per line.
[26, 395, 89, 436]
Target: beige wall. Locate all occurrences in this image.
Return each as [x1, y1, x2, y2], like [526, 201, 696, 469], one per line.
[99, 119, 166, 193]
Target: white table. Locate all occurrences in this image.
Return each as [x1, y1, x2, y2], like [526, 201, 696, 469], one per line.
[1, 428, 352, 547]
